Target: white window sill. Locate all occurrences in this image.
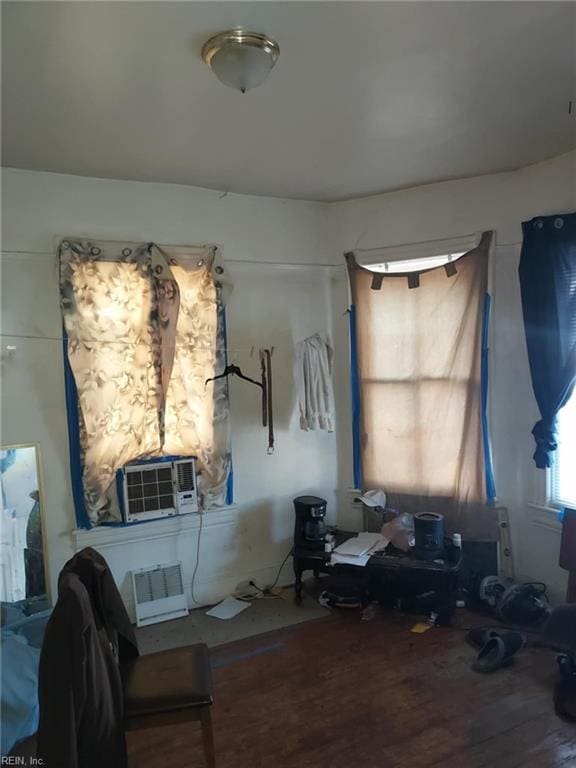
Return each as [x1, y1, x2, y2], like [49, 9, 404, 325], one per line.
[526, 502, 563, 533]
[74, 505, 239, 549]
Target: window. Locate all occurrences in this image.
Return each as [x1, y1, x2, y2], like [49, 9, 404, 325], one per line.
[367, 252, 465, 274]
[60, 239, 231, 527]
[348, 232, 493, 523]
[550, 393, 576, 508]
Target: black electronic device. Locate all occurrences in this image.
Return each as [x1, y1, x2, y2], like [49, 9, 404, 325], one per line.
[414, 512, 445, 561]
[479, 577, 551, 627]
[293, 495, 327, 551]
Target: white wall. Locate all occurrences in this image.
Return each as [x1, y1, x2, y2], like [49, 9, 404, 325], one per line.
[2, 152, 575, 609]
[0, 169, 338, 610]
[330, 150, 576, 600]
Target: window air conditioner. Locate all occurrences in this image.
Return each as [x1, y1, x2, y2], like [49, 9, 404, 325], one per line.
[121, 457, 199, 523]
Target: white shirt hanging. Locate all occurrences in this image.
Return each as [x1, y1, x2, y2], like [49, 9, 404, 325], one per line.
[294, 333, 335, 432]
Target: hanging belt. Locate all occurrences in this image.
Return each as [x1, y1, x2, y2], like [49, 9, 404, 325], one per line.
[260, 348, 274, 454]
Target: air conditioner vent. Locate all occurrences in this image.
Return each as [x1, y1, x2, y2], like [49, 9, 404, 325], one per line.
[176, 460, 195, 492]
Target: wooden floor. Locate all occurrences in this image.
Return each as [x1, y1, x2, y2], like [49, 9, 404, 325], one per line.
[127, 610, 576, 768]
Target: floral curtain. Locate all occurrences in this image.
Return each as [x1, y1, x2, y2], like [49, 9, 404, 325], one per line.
[59, 239, 231, 525]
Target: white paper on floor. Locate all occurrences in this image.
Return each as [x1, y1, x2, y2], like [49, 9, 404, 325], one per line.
[205, 596, 251, 620]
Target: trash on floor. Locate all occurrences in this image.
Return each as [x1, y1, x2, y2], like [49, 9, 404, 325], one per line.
[361, 602, 378, 622]
[205, 596, 251, 620]
[410, 622, 433, 634]
[410, 612, 439, 634]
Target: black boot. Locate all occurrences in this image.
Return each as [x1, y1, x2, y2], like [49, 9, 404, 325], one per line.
[554, 654, 576, 721]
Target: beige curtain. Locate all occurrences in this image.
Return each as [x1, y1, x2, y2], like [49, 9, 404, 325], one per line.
[60, 239, 230, 525]
[347, 231, 496, 539]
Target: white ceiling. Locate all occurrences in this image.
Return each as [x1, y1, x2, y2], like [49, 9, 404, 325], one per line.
[2, 2, 575, 201]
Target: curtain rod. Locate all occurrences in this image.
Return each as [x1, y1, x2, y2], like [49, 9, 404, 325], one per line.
[3, 239, 524, 263]
[0, 333, 315, 350]
[225, 257, 341, 269]
[352, 231, 479, 254]
[2, 249, 342, 268]
[349, 237, 523, 255]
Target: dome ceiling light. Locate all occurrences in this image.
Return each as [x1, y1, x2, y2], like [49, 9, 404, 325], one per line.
[201, 29, 280, 93]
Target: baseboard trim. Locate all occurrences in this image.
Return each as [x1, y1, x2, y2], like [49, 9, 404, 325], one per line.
[121, 558, 295, 620]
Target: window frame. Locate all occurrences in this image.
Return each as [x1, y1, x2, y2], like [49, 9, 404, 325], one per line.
[547, 393, 576, 510]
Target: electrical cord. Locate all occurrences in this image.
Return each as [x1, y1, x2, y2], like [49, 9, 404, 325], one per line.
[190, 509, 204, 606]
[269, 547, 294, 590]
[248, 547, 294, 597]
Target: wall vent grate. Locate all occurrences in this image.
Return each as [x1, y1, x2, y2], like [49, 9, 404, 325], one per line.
[131, 561, 188, 627]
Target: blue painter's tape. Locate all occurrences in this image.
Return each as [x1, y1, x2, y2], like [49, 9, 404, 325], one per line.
[481, 293, 497, 503]
[221, 304, 234, 505]
[63, 331, 91, 529]
[115, 468, 125, 521]
[127, 454, 196, 467]
[349, 306, 362, 490]
[226, 464, 234, 506]
[211, 642, 286, 669]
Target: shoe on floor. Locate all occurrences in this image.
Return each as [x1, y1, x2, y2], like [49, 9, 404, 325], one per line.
[466, 628, 498, 649]
[554, 676, 576, 721]
[471, 630, 524, 673]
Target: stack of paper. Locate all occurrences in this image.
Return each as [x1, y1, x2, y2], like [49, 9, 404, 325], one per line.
[331, 532, 388, 567]
[330, 551, 373, 567]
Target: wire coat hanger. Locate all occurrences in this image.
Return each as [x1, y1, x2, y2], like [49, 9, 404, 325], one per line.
[205, 363, 263, 389]
[205, 354, 274, 454]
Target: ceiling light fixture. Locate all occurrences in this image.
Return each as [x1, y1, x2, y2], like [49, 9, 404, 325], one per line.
[201, 29, 280, 93]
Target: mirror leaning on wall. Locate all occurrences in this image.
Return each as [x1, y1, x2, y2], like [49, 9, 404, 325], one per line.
[0, 444, 50, 620]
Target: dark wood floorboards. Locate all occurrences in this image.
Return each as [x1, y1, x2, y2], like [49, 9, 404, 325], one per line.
[126, 610, 576, 767]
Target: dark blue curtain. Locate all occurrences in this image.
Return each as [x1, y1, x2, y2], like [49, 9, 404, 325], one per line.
[519, 212, 576, 468]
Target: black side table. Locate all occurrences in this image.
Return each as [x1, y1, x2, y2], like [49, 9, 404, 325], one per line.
[292, 530, 463, 623]
[366, 546, 463, 624]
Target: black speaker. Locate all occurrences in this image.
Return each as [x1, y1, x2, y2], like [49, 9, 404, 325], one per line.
[414, 512, 444, 561]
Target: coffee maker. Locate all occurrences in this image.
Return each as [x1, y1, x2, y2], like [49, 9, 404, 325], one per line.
[294, 496, 327, 551]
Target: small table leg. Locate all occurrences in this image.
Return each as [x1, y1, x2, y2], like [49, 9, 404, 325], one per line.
[439, 572, 457, 626]
[200, 706, 215, 768]
[567, 571, 576, 603]
[294, 561, 303, 605]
